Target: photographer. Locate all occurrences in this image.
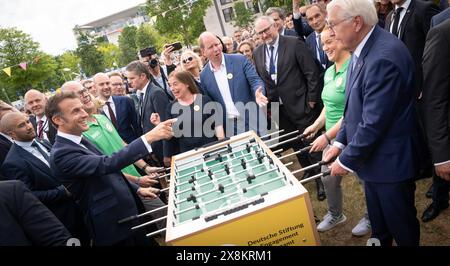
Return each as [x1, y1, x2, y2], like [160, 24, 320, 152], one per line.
[139, 45, 178, 101]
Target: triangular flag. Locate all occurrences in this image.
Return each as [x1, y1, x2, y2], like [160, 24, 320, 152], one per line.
[151, 15, 157, 23]
[3, 67, 11, 77]
[19, 62, 27, 70]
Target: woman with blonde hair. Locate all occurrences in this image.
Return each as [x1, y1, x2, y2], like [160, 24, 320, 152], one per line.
[179, 50, 203, 81]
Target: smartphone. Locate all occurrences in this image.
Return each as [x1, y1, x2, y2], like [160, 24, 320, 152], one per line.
[170, 42, 182, 51]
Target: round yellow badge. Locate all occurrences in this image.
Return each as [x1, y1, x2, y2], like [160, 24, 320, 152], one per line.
[227, 73, 233, 80]
[194, 105, 200, 112]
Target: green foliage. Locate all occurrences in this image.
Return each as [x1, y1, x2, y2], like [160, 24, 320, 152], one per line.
[118, 26, 138, 66]
[145, 0, 212, 45]
[74, 30, 105, 77]
[261, 0, 293, 13]
[233, 1, 256, 29]
[0, 27, 58, 102]
[136, 24, 165, 52]
[97, 42, 120, 70]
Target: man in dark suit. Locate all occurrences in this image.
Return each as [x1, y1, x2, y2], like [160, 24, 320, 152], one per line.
[199, 32, 267, 137]
[421, 19, 450, 222]
[325, 0, 424, 246]
[266, 7, 298, 37]
[0, 112, 86, 242]
[0, 180, 71, 246]
[253, 16, 325, 200]
[24, 89, 57, 144]
[126, 60, 171, 166]
[94, 72, 141, 143]
[46, 92, 174, 245]
[304, 3, 333, 71]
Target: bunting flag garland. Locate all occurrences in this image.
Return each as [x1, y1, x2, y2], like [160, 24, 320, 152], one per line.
[1, 56, 40, 78]
[19, 62, 27, 70]
[2, 67, 11, 77]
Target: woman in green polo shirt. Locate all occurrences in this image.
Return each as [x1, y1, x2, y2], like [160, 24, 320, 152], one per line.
[82, 96, 159, 188]
[303, 27, 370, 236]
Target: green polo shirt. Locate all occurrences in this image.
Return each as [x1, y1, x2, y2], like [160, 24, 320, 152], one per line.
[82, 114, 141, 177]
[321, 58, 350, 131]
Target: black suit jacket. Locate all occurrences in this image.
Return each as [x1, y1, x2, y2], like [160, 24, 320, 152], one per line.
[1, 141, 82, 235]
[110, 96, 140, 143]
[422, 19, 450, 164]
[30, 115, 57, 144]
[253, 35, 323, 129]
[0, 134, 12, 166]
[140, 82, 170, 161]
[50, 135, 148, 245]
[305, 31, 333, 72]
[0, 180, 71, 246]
[385, 0, 440, 93]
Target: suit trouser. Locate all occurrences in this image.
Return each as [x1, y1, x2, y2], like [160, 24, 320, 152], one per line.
[320, 144, 368, 219]
[431, 173, 450, 207]
[364, 179, 420, 246]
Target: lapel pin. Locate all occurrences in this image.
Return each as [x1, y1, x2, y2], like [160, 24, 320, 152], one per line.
[194, 105, 200, 112]
[227, 73, 233, 80]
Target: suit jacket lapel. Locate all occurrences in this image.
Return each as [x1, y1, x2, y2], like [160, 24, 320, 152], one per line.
[224, 55, 235, 99]
[276, 36, 287, 83]
[399, 2, 414, 40]
[111, 96, 121, 122]
[15, 145, 51, 174]
[141, 83, 151, 120]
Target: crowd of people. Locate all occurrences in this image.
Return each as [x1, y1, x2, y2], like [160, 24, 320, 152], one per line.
[0, 0, 449, 246]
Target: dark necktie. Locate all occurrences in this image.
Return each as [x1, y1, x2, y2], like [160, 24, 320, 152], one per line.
[391, 7, 404, 38]
[139, 93, 144, 115]
[269, 45, 276, 75]
[31, 140, 50, 162]
[37, 120, 44, 139]
[105, 102, 118, 129]
[317, 33, 326, 66]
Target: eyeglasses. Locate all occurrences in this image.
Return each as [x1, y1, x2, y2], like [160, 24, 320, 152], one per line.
[256, 24, 273, 36]
[77, 88, 90, 97]
[182, 57, 194, 64]
[326, 17, 354, 31]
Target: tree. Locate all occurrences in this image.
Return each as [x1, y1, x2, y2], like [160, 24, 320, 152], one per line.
[232, 1, 255, 29]
[145, 0, 212, 45]
[0, 27, 58, 102]
[97, 43, 120, 71]
[261, 0, 293, 13]
[118, 26, 138, 66]
[74, 29, 105, 77]
[135, 24, 167, 53]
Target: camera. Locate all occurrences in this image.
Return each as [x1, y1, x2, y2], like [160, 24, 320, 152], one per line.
[149, 58, 159, 69]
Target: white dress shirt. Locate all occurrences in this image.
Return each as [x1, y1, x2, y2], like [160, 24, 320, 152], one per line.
[102, 97, 117, 121]
[333, 26, 376, 173]
[210, 53, 240, 118]
[389, 0, 412, 37]
[15, 140, 50, 167]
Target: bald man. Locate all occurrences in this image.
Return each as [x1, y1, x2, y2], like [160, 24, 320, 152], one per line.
[1, 112, 87, 242]
[0, 101, 18, 177]
[24, 89, 57, 143]
[93, 73, 140, 143]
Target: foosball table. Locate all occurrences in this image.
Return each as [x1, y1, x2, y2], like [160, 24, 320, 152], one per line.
[126, 130, 327, 246]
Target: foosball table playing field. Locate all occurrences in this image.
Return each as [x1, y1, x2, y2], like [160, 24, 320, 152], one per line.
[125, 130, 331, 246]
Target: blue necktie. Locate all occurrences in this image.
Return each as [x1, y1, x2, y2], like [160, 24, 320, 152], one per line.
[317, 34, 326, 66]
[269, 45, 276, 75]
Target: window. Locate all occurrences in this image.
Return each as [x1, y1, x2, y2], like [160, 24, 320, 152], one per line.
[220, 0, 233, 5]
[222, 7, 234, 22]
[246, 1, 260, 13]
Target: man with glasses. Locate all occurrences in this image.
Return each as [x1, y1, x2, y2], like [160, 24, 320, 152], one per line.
[253, 16, 325, 201]
[109, 73, 126, 96]
[265, 7, 298, 37]
[82, 79, 96, 97]
[324, 0, 424, 246]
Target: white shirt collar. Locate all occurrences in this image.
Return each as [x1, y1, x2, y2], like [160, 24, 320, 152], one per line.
[105, 96, 113, 103]
[353, 26, 376, 58]
[396, 0, 411, 10]
[209, 53, 226, 73]
[57, 131, 83, 145]
[0, 132, 13, 142]
[37, 115, 47, 123]
[141, 81, 151, 95]
[14, 140, 34, 148]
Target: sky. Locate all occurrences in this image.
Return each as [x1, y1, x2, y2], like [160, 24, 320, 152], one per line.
[0, 0, 144, 56]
